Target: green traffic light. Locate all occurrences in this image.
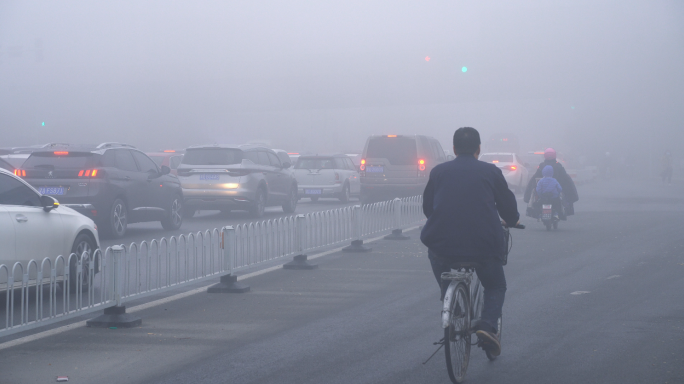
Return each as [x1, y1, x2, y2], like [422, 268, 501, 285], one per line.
[41, 122, 45, 126]
[461, 67, 467, 73]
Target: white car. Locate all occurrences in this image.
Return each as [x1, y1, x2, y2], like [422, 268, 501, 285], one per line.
[0, 168, 100, 288]
[294, 155, 360, 202]
[479, 152, 530, 193]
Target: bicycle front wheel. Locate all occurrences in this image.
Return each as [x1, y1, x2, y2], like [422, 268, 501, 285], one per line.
[445, 283, 471, 383]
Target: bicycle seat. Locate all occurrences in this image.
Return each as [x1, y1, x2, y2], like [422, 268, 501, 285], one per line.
[449, 262, 481, 270]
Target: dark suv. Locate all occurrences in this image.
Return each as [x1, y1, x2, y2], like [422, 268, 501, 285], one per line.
[18, 143, 184, 238]
[360, 134, 446, 202]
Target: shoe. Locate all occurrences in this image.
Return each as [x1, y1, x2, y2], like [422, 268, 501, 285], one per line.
[476, 330, 501, 357]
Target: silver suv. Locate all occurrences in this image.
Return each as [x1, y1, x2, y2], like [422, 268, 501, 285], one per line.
[177, 145, 298, 218]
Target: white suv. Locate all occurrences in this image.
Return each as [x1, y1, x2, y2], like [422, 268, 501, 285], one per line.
[0, 168, 100, 288]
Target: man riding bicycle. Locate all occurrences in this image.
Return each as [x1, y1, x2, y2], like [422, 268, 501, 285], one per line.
[421, 127, 520, 357]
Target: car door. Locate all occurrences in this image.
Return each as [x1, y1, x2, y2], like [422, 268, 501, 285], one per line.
[267, 151, 290, 197]
[0, 205, 17, 265]
[131, 150, 167, 220]
[344, 158, 361, 194]
[106, 149, 145, 217]
[256, 151, 282, 203]
[0, 173, 65, 264]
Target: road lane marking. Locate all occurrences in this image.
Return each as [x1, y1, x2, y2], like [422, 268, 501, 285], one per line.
[0, 225, 422, 350]
[606, 275, 621, 279]
[570, 291, 591, 295]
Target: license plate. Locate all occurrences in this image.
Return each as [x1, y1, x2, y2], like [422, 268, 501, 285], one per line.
[305, 189, 322, 195]
[199, 174, 220, 180]
[39, 187, 65, 195]
[542, 205, 552, 209]
[366, 166, 384, 173]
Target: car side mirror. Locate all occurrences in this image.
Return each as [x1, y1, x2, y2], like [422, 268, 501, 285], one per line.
[282, 162, 291, 169]
[41, 195, 59, 212]
[160, 165, 171, 175]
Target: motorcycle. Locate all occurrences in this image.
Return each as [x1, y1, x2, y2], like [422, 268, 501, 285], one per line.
[526, 178, 563, 231]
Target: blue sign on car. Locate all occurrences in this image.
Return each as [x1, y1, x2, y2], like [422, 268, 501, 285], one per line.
[366, 166, 384, 173]
[199, 174, 220, 180]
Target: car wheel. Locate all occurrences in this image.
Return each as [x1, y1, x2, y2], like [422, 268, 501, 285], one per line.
[70, 233, 97, 291]
[106, 199, 128, 238]
[182, 206, 196, 219]
[161, 195, 183, 230]
[282, 186, 298, 213]
[339, 184, 350, 203]
[310, 196, 319, 202]
[250, 188, 266, 218]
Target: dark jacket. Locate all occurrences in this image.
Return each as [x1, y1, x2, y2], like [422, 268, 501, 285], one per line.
[420, 155, 520, 263]
[524, 160, 578, 204]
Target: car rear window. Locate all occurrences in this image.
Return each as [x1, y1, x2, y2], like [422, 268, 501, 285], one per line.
[366, 137, 418, 165]
[182, 148, 243, 165]
[295, 157, 336, 169]
[479, 154, 514, 163]
[23, 152, 99, 169]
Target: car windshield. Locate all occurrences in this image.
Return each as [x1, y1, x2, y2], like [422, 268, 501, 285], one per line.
[366, 137, 417, 165]
[23, 152, 97, 169]
[295, 157, 336, 169]
[148, 155, 164, 166]
[479, 154, 514, 163]
[182, 148, 243, 165]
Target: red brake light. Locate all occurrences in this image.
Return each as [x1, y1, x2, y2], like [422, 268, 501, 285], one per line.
[419, 159, 426, 171]
[78, 169, 100, 178]
[360, 159, 366, 171]
[510, 166, 517, 171]
[387, 135, 397, 138]
[492, 160, 499, 163]
[14, 169, 26, 177]
[163, 150, 176, 153]
[54, 151, 69, 155]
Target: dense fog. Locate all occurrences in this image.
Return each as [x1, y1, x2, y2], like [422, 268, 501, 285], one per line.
[1, 0, 682, 173]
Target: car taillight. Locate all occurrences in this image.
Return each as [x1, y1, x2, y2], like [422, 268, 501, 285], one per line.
[419, 159, 426, 171]
[335, 172, 341, 183]
[14, 169, 26, 177]
[78, 169, 101, 178]
[502, 165, 517, 171]
[360, 159, 366, 171]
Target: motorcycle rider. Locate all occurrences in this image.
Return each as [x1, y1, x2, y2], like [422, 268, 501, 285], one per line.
[536, 165, 563, 219]
[524, 148, 578, 216]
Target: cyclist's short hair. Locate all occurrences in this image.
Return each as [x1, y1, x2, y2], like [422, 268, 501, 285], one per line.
[453, 127, 481, 155]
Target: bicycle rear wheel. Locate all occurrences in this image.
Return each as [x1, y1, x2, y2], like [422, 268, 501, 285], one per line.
[485, 315, 503, 361]
[445, 283, 471, 383]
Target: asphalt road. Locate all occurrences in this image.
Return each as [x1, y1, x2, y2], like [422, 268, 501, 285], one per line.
[1, 179, 683, 383]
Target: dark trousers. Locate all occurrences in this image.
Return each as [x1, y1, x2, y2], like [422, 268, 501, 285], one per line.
[428, 250, 506, 332]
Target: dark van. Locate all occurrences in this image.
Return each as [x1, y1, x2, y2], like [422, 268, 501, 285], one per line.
[359, 134, 445, 202]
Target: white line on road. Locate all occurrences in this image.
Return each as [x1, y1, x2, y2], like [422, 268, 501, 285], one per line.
[0, 226, 421, 351]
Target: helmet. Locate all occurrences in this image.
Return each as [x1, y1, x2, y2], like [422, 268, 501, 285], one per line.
[544, 148, 556, 160]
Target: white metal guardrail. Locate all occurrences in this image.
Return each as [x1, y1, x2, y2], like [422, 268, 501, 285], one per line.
[0, 196, 424, 336]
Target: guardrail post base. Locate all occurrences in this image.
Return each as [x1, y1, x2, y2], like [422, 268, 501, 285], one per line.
[283, 254, 318, 270]
[384, 229, 410, 240]
[342, 240, 372, 253]
[86, 305, 141, 328]
[207, 274, 250, 293]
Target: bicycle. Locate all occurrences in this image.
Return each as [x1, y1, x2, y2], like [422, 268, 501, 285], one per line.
[440, 223, 524, 383]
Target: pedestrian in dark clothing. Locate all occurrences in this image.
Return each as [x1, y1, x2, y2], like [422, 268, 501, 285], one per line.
[421, 127, 520, 357]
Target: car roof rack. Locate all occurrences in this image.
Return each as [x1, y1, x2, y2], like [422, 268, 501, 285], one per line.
[96, 142, 136, 149]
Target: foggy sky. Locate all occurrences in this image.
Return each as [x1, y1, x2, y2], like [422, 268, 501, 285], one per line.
[1, 1, 682, 160]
